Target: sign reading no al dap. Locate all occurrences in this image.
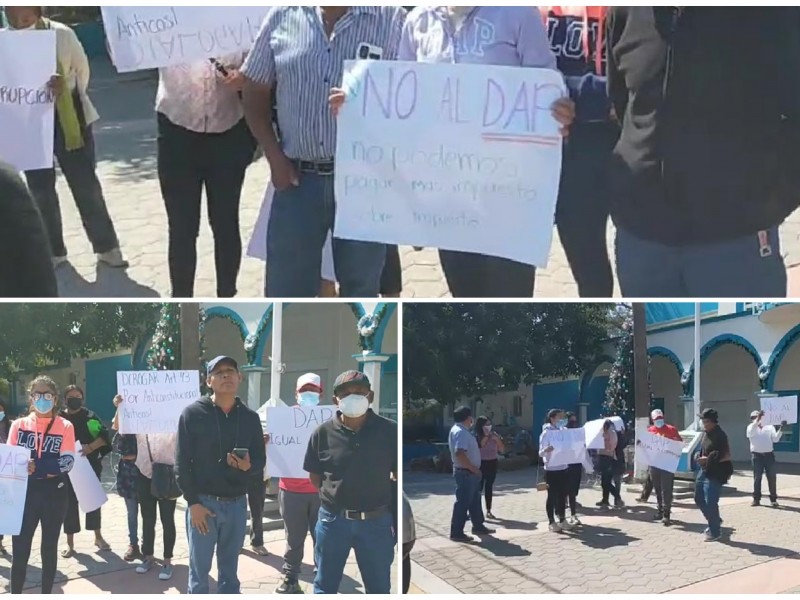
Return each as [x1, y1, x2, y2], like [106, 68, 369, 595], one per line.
[335, 61, 566, 268]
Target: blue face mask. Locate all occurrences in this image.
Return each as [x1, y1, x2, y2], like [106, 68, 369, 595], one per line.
[33, 399, 54, 414]
[557, 419, 567, 428]
[0, 412, 6, 421]
[655, 419, 665, 428]
[298, 392, 320, 408]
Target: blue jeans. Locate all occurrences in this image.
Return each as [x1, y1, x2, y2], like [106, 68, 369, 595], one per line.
[616, 226, 787, 297]
[313, 507, 395, 595]
[124, 497, 139, 546]
[694, 473, 722, 538]
[450, 470, 484, 538]
[186, 495, 247, 594]
[266, 172, 386, 298]
[753, 452, 778, 504]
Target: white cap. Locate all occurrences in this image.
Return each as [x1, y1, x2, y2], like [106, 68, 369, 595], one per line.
[751, 410, 761, 419]
[296, 373, 322, 392]
[651, 409, 665, 421]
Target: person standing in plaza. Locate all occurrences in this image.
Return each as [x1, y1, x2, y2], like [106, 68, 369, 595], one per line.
[747, 410, 786, 508]
[8, 376, 76, 595]
[475, 416, 505, 520]
[596, 419, 624, 509]
[111, 398, 143, 563]
[539, 410, 574, 533]
[304, 371, 398, 594]
[695, 409, 734, 542]
[448, 407, 491, 543]
[242, 6, 407, 298]
[156, 55, 256, 298]
[3, 7, 129, 271]
[0, 397, 10, 555]
[646, 410, 682, 526]
[176, 356, 266, 594]
[565, 412, 591, 526]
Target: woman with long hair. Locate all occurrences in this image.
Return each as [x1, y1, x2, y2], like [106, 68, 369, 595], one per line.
[564, 412, 585, 526]
[112, 396, 142, 563]
[596, 420, 624, 509]
[8, 376, 76, 594]
[475, 416, 506, 519]
[539, 409, 574, 533]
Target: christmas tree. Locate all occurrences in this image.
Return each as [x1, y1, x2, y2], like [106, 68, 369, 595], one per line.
[603, 323, 636, 427]
[146, 304, 182, 371]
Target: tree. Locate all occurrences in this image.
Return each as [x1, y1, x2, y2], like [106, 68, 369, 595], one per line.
[404, 303, 619, 405]
[603, 304, 650, 427]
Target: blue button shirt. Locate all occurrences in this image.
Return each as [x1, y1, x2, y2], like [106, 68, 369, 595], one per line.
[242, 6, 406, 161]
[449, 423, 481, 470]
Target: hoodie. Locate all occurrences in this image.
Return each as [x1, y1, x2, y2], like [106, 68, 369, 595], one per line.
[539, 424, 568, 472]
[606, 7, 800, 246]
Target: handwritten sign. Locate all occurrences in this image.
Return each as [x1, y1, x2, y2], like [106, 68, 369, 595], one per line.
[117, 370, 201, 434]
[0, 30, 56, 170]
[266, 406, 336, 478]
[545, 428, 587, 470]
[334, 60, 566, 267]
[67, 442, 108, 514]
[101, 7, 267, 72]
[636, 431, 685, 474]
[761, 396, 798, 427]
[0, 444, 31, 535]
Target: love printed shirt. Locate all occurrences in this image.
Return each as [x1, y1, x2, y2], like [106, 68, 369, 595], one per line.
[9, 415, 76, 479]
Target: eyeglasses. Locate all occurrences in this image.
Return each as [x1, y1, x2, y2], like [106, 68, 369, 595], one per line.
[30, 392, 55, 402]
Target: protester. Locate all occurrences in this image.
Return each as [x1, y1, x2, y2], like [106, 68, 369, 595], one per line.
[612, 420, 627, 494]
[8, 376, 76, 594]
[0, 161, 58, 298]
[646, 410, 682, 526]
[596, 420, 624, 509]
[0, 397, 9, 555]
[3, 7, 128, 271]
[242, 6, 407, 298]
[747, 410, 786, 508]
[111, 398, 142, 563]
[176, 356, 266, 594]
[246, 447, 270, 559]
[475, 416, 505, 520]
[565, 412, 589, 526]
[59, 385, 112, 558]
[695, 409, 734, 542]
[448, 406, 490, 543]
[540, 410, 573, 533]
[606, 7, 800, 297]
[270, 374, 323, 594]
[636, 474, 653, 504]
[156, 55, 255, 298]
[542, 6, 616, 298]
[304, 371, 398, 594]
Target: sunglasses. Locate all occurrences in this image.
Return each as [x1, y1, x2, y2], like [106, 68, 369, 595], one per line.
[30, 392, 55, 402]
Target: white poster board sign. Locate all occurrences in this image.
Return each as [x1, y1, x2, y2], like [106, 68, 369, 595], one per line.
[584, 417, 625, 450]
[761, 396, 798, 427]
[101, 7, 268, 72]
[335, 60, 566, 267]
[635, 431, 685, 474]
[117, 370, 201, 434]
[0, 30, 56, 170]
[265, 406, 336, 478]
[545, 427, 587, 470]
[0, 444, 31, 535]
[67, 442, 108, 514]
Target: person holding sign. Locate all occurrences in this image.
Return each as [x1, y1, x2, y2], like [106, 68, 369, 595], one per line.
[8, 375, 76, 595]
[694, 409, 733, 543]
[747, 410, 785, 508]
[242, 6, 408, 298]
[596, 419, 624, 510]
[176, 356, 266, 594]
[539, 409, 574, 533]
[3, 7, 129, 272]
[304, 371, 398, 594]
[647, 410, 682, 526]
[475, 416, 505, 520]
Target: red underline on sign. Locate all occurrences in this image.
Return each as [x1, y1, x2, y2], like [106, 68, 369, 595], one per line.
[481, 133, 561, 146]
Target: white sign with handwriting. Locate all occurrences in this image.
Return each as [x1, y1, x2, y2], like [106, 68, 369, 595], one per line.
[636, 432, 685, 474]
[761, 396, 798, 427]
[544, 427, 587, 470]
[0, 444, 31, 535]
[117, 370, 201, 434]
[266, 406, 336, 478]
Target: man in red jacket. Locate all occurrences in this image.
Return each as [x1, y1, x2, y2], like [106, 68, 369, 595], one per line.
[648, 410, 683, 526]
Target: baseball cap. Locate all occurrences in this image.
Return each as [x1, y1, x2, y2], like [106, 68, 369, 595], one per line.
[751, 410, 761, 419]
[207, 356, 239, 375]
[333, 370, 371, 394]
[651, 409, 664, 421]
[296, 373, 322, 392]
[700, 408, 719, 423]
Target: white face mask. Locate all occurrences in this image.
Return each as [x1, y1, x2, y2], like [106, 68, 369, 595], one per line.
[339, 394, 370, 419]
[484, 425, 492, 434]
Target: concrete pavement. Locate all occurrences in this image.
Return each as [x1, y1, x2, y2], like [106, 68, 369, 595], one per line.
[406, 467, 800, 595]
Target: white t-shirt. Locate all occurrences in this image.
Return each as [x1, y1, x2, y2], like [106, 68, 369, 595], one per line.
[747, 423, 782, 453]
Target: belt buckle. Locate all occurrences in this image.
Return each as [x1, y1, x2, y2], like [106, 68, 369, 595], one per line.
[345, 510, 364, 521]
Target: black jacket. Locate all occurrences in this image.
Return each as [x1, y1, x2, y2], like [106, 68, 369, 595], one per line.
[607, 7, 800, 245]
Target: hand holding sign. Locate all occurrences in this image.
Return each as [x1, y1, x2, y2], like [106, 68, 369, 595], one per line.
[636, 431, 685, 474]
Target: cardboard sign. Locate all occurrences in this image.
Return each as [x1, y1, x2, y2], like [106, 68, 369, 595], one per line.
[265, 406, 336, 478]
[636, 431, 685, 474]
[117, 370, 201, 434]
[544, 427, 587, 470]
[761, 396, 798, 427]
[0, 444, 31, 535]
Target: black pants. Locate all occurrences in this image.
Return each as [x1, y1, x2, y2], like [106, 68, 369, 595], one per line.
[479, 460, 499, 512]
[439, 250, 536, 298]
[599, 456, 622, 504]
[545, 470, 569, 524]
[640, 472, 654, 501]
[137, 474, 177, 560]
[567, 464, 583, 516]
[157, 113, 254, 298]
[12, 477, 68, 594]
[64, 459, 102, 535]
[380, 245, 402, 296]
[248, 479, 267, 547]
[555, 122, 617, 298]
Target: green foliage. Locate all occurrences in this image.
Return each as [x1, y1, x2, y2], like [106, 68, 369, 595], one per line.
[604, 324, 635, 425]
[43, 7, 101, 24]
[403, 303, 618, 405]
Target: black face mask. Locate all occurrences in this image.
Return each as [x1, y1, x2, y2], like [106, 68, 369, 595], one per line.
[567, 421, 579, 429]
[66, 397, 83, 411]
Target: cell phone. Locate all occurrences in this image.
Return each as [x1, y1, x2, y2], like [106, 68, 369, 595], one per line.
[232, 448, 249, 460]
[357, 43, 384, 61]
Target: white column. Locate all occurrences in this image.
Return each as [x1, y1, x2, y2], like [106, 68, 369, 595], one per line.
[355, 353, 390, 415]
[241, 366, 269, 411]
[269, 303, 284, 407]
[577, 403, 588, 425]
[693, 304, 702, 429]
[680, 395, 695, 432]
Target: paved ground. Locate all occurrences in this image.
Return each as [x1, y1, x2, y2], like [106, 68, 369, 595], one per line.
[50, 57, 800, 299]
[406, 467, 800, 595]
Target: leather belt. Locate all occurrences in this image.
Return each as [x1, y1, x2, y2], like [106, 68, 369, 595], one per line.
[342, 506, 389, 521]
[295, 159, 335, 176]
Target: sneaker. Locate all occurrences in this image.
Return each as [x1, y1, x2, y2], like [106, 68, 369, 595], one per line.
[276, 576, 302, 594]
[751, 500, 761, 507]
[450, 533, 474, 543]
[52, 256, 68, 269]
[704, 533, 721, 543]
[124, 545, 142, 563]
[635, 497, 648, 504]
[251, 545, 269, 556]
[97, 248, 129, 269]
[663, 516, 672, 527]
[135, 559, 154, 574]
[571, 516, 582, 527]
[549, 522, 562, 533]
[653, 512, 664, 521]
[472, 527, 495, 535]
[560, 520, 574, 531]
[614, 499, 626, 509]
[159, 564, 174, 581]
[596, 501, 610, 509]
[771, 501, 780, 509]
[486, 511, 496, 520]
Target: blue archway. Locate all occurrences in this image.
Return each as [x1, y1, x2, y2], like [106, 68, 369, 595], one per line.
[686, 334, 763, 391]
[764, 324, 800, 391]
[648, 347, 684, 380]
[204, 306, 249, 343]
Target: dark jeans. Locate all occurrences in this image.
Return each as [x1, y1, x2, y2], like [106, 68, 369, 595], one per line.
[12, 477, 68, 594]
[124, 497, 139, 546]
[439, 250, 536, 298]
[137, 474, 177, 559]
[753, 452, 778, 503]
[64, 459, 102, 535]
[157, 114, 253, 298]
[25, 121, 120, 257]
[599, 456, 622, 504]
[479, 460, 499, 512]
[695, 472, 722, 538]
[186, 494, 247, 594]
[266, 171, 386, 298]
[556, 122, 616, 298]
[650, 467, 675, 516]
[450, 470, 484, 537]
[567, 463, 583, 516]
[247, 480, 266, 547]
[381, 245, 402, 296]
[545, 469, 569, 524]
[278, 489, 320, 577]
[313, 507, 395, 595]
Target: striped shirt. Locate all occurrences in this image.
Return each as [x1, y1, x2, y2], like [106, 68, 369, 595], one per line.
[242, 6, 407, 161]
